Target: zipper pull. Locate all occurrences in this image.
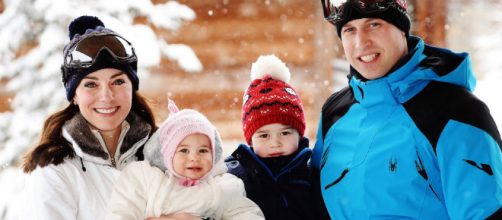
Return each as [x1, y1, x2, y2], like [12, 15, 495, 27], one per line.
[111, 157, 116, 167]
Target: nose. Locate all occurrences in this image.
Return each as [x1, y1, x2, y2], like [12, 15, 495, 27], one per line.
[354, 30, 371, 50]
[269, 135, 282, 148]
[188, 153, 199, 161]
[98, 85, 114, 101]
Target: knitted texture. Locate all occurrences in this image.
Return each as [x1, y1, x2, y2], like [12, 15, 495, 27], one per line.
[159, 100, 217, 184]
[335, 0, 411, 37]
[242, 55, 305, 144]
[62, 15, 139, 100]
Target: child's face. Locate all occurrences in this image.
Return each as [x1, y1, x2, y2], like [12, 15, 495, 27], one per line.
[172, 133, 213, 180]
[251, 123, 300, 158]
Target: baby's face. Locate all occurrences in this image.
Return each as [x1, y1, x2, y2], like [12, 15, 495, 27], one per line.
[251, 123, 300, 158]
[172, 134, 213, 180]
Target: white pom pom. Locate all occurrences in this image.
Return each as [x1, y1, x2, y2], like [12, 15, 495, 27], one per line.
[250, 54, 290, 83]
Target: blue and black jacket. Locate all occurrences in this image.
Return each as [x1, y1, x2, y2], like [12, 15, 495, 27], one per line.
[226, 138, 329, 220]
[311, 36, 502, 219]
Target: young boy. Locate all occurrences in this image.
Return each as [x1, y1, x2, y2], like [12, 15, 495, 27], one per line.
[225, 55, 329, 220]
[105, 100, 264, 220]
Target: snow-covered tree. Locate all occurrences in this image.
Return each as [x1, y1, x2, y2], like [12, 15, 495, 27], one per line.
[0, 0, 202, 167]
[0, 1, 201, 217]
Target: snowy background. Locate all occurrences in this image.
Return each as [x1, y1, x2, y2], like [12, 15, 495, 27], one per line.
[1, 0, 502, 219]
[0, 0, 202, 218]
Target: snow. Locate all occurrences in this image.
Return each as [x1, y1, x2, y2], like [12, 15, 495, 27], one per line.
[446, 0, 502, 130]
[0, 0, 200, 167]
[475, 81, 502, 130]
[0, 167, 24, 220]
[1, 0, 502, 219]
[160, 42, 203, 73]
[0, 0, 200, 217]
[150, 1, 196, 30]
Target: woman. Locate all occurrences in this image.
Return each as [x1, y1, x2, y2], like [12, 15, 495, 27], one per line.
[20, 15, 159, 220]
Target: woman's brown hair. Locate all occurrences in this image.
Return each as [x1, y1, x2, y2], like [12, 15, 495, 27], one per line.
[22, 92, 157, 173]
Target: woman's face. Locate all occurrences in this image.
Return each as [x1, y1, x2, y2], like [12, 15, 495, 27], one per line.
[73, 68, 133, 134]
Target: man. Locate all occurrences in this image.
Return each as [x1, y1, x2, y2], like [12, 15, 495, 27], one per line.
[311, 0, 502, 219]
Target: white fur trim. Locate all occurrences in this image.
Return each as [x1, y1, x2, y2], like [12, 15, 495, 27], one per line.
[250, 54, 291, 83]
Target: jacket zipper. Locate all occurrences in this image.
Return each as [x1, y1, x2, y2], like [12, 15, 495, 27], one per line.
[111, 157, 116, 167]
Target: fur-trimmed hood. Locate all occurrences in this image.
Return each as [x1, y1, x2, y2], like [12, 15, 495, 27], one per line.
[62, 112, 151, 168]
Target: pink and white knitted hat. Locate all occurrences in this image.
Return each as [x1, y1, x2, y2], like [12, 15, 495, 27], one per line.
[159, 99, 217, 183]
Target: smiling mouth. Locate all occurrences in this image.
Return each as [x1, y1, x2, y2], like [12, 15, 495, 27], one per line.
[359, 53, 379, 63]
[94, 107, 119, 114]
[187, 167, 202, 172]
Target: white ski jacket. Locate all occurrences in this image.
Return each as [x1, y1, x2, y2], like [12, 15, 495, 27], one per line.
[22, 113, 151, 220]
[106, 124, 264, 220]
[106, 161, 264, 220]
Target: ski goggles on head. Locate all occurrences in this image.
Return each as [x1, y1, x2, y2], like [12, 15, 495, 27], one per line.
[321, 0, 406, 25]
[63, 33, 136, 69]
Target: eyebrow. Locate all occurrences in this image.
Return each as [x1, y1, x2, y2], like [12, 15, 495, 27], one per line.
[83, 71, 126, 80]
[343, 18, 379, 28]
[177, 145, 211, 149]
[256, 126, 294, 133]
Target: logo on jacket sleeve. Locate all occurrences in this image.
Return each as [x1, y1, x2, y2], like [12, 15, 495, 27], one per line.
[463, 159, 493, 176]
[389, 157, 398, 172]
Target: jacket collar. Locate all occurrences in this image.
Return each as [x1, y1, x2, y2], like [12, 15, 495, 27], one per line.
[349, 36, 475, 106]
[62, 112, 151, 166]
[232, 137, 312, 180]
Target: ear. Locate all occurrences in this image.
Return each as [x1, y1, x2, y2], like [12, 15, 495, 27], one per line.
[73, 96, 79, 105]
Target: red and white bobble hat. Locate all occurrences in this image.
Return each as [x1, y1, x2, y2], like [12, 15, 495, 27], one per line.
[241, 54, 306, 145]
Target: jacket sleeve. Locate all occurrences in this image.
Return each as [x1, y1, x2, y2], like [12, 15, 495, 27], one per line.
[22, 164, 78, 220]
[105, 161, 151, 220]
[437, 119, 502, 219]
[220, 174, 264, 220]
[311, 113, 324, 170]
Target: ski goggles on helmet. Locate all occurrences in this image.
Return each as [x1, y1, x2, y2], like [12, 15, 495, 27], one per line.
[321, 0, 407, 25]
[62, 33, 137, 83]
[63, 33, 136, 69]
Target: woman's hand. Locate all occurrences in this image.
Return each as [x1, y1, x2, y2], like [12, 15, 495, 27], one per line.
[146, 213, 200, 220]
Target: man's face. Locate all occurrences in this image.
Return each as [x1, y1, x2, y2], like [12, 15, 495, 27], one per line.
[340, 18, 408, 80]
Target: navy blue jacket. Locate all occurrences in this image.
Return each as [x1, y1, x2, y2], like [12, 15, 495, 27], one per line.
[311, 36, 502, 219]
[225, 138, 329, 220]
